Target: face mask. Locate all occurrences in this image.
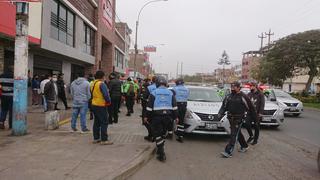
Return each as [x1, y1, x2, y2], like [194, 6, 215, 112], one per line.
[231, 90, 236, 94]
[250, 89, 254, 93]
[52, 78, 57, 82]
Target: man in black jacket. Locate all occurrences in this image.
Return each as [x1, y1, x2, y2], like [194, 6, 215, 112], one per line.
[56, 73, 70, 110]
[0, 66, 14, 129]
[218, 82, 257, 158]
[108, 73, 122, 124]
[44, 74, 59, 111]
[245, 82, 265, 145]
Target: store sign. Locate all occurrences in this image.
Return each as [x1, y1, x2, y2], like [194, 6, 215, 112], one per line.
[144, 45, 157, 52]
[102, 0, 113, 29]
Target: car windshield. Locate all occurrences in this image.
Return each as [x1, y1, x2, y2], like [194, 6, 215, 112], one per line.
[188, 88, 222, 102]
[273, 89, 292, 98]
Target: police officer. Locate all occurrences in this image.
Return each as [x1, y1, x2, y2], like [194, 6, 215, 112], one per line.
[141, 78, 153, 141]
[173, 78, 190, 143]
[218, 81, 257, 158]
[245, 81, 265, 145]
[144, 76, 178, 162]
[0, 65, 14, 129]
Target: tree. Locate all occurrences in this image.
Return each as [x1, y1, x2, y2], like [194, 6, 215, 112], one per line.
[258, 30, 320, 91]
[218, 50, 231, 85]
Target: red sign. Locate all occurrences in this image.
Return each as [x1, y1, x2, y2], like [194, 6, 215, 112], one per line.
[144, 46, 157, 52]
[102, 0, 113, 30]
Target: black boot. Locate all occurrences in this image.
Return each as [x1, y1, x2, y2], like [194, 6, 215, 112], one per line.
[176, 136, 184, 143]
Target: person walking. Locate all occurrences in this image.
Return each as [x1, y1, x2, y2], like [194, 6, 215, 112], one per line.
[141, 78, 152, 141]
[0, 66, 14, 129]
[145, 76, 178, 162]
[31, 74, 41, 106]
[123, 77, 136, 116]
[173, 78, 190, 143]
[70, 72, 91, 133]
[44, 74, 59, 111]
[56, 73, 70, 110]
[218, 81, 257, 158]
[108, 73, 122, 124]
[40, 74, 51, 112]
[245, 82, 265, 145]
[90, 71, 112, 145]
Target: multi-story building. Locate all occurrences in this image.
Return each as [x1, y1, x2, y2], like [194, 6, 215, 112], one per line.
[115, 22, 131, 75]
[128, 49, 152, 78]
[232, 64, 242, 80]
[0, 0, 132, 85]
[241, 50, 262, 82]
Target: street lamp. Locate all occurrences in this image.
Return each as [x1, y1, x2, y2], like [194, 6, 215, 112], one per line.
[133, 0, 168, 78]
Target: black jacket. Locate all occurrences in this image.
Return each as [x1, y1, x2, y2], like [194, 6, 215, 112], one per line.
[247, 90, 265, 115]
[56, 79, 66, 96]
[108, 78, 122, 97]
[44, 80, 58, 103]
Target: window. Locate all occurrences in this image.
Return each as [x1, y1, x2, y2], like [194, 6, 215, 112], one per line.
[50, 0, 75, 46]
[114, 49, 124, 69]
[83, 23, 95, 55]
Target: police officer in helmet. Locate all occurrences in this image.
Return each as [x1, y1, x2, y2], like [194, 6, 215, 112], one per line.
[218, 81, 257, 158]
[173, 78, 190, 143]
[144, 76, 178, 162]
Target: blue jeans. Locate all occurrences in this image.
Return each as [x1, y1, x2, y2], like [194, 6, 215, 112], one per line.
[71, 104, 88, 131]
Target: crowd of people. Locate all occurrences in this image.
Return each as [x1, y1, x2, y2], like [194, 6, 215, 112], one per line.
[0, 67, 265, 162]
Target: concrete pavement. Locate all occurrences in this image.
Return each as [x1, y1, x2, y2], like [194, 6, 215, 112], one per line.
[0, 104, 154, 180]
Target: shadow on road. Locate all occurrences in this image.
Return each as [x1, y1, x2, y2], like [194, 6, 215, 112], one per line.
[184, 133, 229, 143]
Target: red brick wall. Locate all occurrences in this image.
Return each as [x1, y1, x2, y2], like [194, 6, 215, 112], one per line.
[68, 0, 97, 25]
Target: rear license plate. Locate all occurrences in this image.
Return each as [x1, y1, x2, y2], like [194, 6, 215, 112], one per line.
[205, 123, 217, 130]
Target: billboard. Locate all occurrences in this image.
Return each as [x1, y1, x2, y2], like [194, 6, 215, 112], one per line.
[102, 0, 113, 30]
[144, 45, 157, 52]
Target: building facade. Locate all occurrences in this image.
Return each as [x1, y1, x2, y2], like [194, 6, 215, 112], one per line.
[114, 22, 131, 75]
[128, 49, 152, 78]
[241, 50, 262, 82]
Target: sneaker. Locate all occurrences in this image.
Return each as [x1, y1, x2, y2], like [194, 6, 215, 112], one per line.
[126, 113, 131, 116]
[80, 128, 90, 134]
[157, 153, 166, 162]
[100, 140, 113, 145]
[176, 136, 184, 143]
[92, 140, 101, 144]
[71, 128, 78, 132]
[247, 136, 254, 144]
[238, 147, 249, 153]
[251, 140, 258, 145]
[221, 152, 232, 158]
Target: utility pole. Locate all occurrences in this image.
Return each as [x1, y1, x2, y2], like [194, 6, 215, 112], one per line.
[12, 2, 29, 135]
[258, 32, 267, 51]
[265, 29, 274, 46]
[180, 62, 183, 78]
[176, 61, 179, 78]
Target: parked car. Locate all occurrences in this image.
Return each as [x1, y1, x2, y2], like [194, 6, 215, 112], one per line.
[184, 86, 231, 135]
[273, 89, 303, 117]
[241, 88, 285, 128]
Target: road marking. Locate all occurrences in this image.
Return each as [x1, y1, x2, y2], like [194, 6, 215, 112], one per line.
[59, 118, 71, 126]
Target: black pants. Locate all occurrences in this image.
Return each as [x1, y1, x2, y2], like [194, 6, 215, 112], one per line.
[175, 102, 187, 137]
[125, 96, 134, 114]
[109, 96, 121, 123]
[245, 116, 261, 141]
[92, 106, 109, 141]
[142, 101, 153, 137]
[151, 115, 171, 155]
[56, 93, 68, 109]
[225, 117, 248, 154]
[0, 96, 13, 128]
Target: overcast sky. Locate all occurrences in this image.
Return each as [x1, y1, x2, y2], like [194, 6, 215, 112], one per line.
[116, 0, 320, 77]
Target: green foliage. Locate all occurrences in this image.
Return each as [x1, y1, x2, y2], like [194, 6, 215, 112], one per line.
[291, 92, 320, 103]
[258, 30, 320, 90]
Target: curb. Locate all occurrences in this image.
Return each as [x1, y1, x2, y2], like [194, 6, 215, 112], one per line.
[111, 145, 156, 180]
[58, 118, 71, 126]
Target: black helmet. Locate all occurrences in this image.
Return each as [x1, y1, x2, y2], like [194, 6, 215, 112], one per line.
[109, 73, 116, 80]
[175, 78, 184, 85]
[156, 76, 167, 87]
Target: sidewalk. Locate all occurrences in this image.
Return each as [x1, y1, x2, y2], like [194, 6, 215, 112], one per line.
[0, 104, 154, 180]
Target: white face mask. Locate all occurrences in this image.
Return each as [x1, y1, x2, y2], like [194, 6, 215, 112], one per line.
[52, 78, 58, 82]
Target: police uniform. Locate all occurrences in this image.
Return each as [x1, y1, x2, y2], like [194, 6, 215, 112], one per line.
[218, 88, 257, 157]
[146, 84, 178, 161]
[173, 84, 190, 142]
[141, 80, 152, 141]
[0, 71, 14, 129]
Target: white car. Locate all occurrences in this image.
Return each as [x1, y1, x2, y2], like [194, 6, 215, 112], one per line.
[241, 88, 285, 128]
[273, 89, 303, 117]
[184, 86, 231, 135]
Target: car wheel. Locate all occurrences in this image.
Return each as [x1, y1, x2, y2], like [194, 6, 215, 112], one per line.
[293, 113, 300, 117]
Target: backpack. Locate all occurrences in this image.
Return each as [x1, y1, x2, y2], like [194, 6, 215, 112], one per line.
[127, 83, 135, 96]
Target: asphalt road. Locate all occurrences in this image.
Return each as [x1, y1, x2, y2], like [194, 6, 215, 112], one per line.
[130, 108, 320, 180]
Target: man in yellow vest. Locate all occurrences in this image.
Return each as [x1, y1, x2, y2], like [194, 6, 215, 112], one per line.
[90, 71, 112, 145]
